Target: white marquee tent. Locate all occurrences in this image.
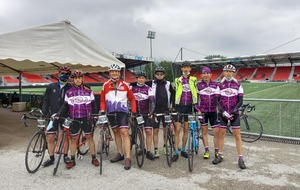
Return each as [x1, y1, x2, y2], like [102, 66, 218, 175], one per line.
[0, 20, 124, 76]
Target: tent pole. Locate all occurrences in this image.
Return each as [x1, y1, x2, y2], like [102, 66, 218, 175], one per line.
[19, 72, 22, 102]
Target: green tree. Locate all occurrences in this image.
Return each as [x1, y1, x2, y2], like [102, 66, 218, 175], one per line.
[158, 60, 173, 82]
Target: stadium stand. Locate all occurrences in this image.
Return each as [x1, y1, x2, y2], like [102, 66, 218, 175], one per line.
[293, 66, 300, 81]
[124, 70, 136, 83]
[252, 67, 275, 80]
[235, 68, 256, 81]
[272, 66, 292, 81]
[22, 73, 48, 83]
[211, 69, 223, 81]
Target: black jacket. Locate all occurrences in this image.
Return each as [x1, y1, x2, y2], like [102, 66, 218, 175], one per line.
[42, 82, 72, 116]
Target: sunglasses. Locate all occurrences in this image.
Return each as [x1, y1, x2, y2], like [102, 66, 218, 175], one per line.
[155, 73, 164, 76]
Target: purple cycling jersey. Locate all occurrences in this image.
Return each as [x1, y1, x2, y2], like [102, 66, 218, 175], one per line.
[216, 79, 243, 112]
[179, 77, 193, 105]
[131, 84, 153, 114]
[195, 80, 219, 112]
[64, 86, 95, 118]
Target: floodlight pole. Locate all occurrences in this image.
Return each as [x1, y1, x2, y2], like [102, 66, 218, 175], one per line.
[147, 31, 156, 80]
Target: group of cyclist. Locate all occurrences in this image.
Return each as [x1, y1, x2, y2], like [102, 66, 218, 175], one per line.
[41, 61, 246, 171]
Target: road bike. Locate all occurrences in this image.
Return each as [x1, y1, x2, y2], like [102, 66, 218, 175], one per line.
[237, 103, 263, 143]
[91, 113, 113, 175]
[186, 113, 201, 172]
[53, 117, 89, 175]
[155, 112, 176, 167]
[209, 104, 263, 143]
[129, 114, 148, 168]
[22, 109, 48, 173]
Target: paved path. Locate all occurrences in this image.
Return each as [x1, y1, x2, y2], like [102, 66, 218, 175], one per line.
[0, 107, 299, 190]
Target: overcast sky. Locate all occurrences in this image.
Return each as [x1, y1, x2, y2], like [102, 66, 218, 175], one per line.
[1, 0, 300, 62]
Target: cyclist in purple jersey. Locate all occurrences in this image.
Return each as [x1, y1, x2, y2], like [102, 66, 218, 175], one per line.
[195, 67, 220, 159]
[173, 61, 198, 161]
[131, 71, 155, 160]
[56, 70, 99, 169]
[214, 64, 246, 169]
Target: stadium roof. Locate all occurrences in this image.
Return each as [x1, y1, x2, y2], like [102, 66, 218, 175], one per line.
[174, 51, 300, 70]
[113, 53, 152, 69]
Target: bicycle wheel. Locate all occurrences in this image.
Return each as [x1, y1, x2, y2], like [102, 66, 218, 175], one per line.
[77, 130, 89, 156]
[99, 130, 104, 175]
[165, 126, 173, 167]
[53, 132, 66, 175]
[135, 126, 145, 168]
[240, 115, 263, 143]
[187, 131, 194, 172]
[2, 98, 9, 108]
[25, 131, 46, 173]
[104, 125, 110, 156]
[194, 127, 200, 155]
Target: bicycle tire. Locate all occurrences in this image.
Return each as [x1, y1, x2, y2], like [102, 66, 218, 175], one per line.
[77, 130, 89, 156]
[53, 132, 66, 175]
[187, 131, 194, 172]
[25, 131, 46, 173]
[135, 126, 145, 168]
[104, 125, 110, 156]
[99, 130, 104, 175]
[240, 115, 263, 143]
[2, 98, 9, 108]
[165, 126, 173, 167]
[195, 127, 200, 155]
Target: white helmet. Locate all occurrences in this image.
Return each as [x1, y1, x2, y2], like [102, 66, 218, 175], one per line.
[108, 64, 121, 71]
[223, 64, 236, 72]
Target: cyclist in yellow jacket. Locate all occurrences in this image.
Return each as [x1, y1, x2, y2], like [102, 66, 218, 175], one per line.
[172, 61, 198, 161]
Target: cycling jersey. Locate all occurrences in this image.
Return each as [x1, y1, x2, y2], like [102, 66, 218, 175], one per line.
[100, 79, 136, 113]
[60, 85, 97, 118]
[216, 78, 243, 113]
[131, 83, 154, 114]
[175, 75, 197, 105]
[195, 80, 219, 112]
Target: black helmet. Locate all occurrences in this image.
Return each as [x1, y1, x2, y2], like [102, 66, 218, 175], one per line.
[181, 61, 191, 67]
[135, 71, 147, 78]
[154, 67, 165, 73]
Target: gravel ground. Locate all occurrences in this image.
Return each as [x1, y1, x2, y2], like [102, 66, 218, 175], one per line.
[0, 107, 300, 190]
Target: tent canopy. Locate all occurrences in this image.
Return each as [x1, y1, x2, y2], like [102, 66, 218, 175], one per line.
[0, 20, 124, 76]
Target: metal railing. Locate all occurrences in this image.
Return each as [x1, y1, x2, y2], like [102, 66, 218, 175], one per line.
[244, 98, 300, 143]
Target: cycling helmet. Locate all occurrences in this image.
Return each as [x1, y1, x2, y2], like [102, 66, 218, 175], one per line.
[70, 70, 84, 78]
[135, 71, 147, 78]
[154, 67, 165, 74]
[59, 66, 71, 76]
[181, 61, 191, 67]
[223, 64, 236, 72]
[201, 67, 211, 74]
[108, 64, 121, 71]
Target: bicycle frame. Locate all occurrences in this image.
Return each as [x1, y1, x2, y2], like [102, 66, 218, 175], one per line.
[186, 114, 200, 172]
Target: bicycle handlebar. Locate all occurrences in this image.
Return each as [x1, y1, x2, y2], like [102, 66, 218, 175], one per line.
[239, 103, 255, 112]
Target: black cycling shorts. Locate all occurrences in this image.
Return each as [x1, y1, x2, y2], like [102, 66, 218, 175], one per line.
[46, 118, 64, 134]
[218, 113, 240, 129]
[174, 105, 193, 122]
[107, 112, 129, 129]
[201, 112, 218, 128]
[70, 118, 93, 136]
